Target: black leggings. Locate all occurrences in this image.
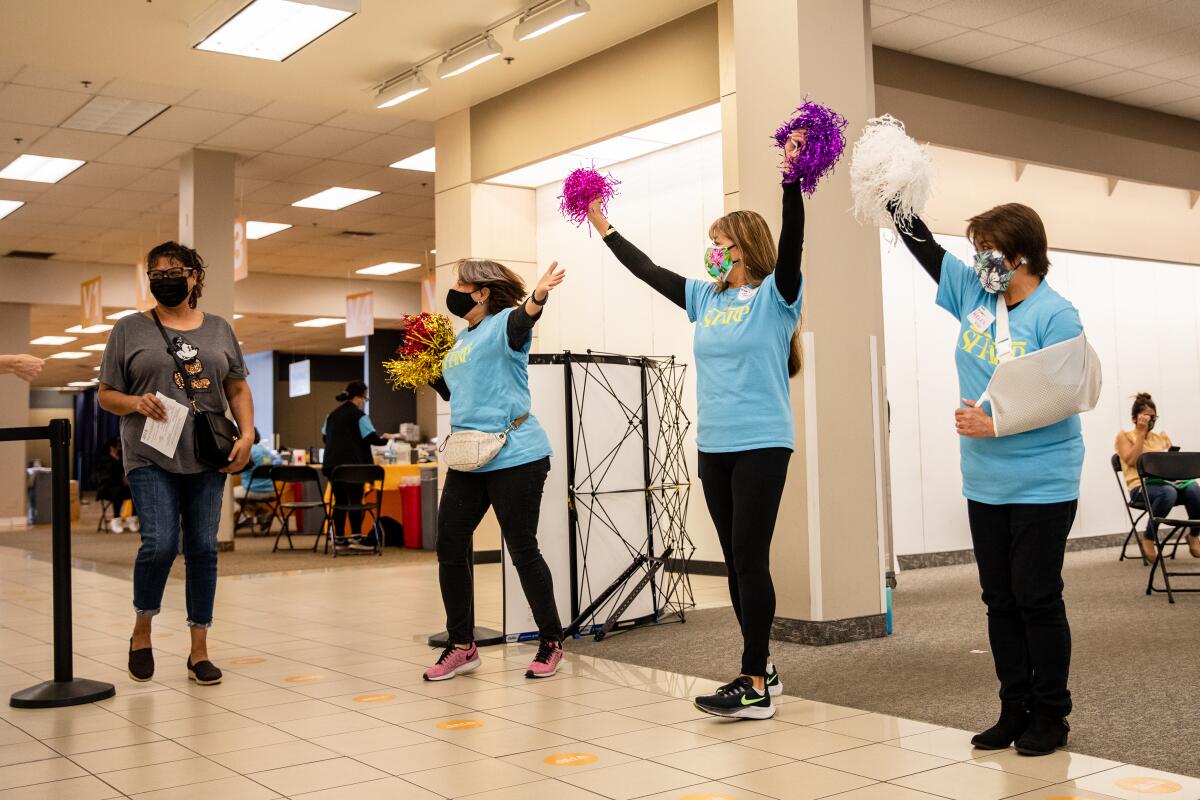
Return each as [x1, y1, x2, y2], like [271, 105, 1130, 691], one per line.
[437, 457, 561, 644]
[331, 482, 365, 537]
[968, 499, 1077, 717]
[697, 448, 791, 676]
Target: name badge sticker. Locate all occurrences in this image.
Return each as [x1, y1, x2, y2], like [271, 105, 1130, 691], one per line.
[737, 285, 759, 301]
[967, 305, 995, 333]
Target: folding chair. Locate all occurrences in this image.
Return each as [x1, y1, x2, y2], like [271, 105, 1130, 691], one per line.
[95, 497, 114, 532]
[325, 464, 384, 557]
[270, 465, 329, 553]
[234, 465, 279, 535]
[1135, 452, 1200, 603]
[1112, 453, 1150, 562]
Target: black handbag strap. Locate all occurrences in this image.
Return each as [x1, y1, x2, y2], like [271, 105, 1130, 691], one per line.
[150, 310, 198, 412]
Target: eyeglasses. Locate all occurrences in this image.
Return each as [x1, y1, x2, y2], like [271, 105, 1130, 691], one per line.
[147, 268, 192, 281]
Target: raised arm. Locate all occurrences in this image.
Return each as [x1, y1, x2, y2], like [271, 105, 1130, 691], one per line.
[587, 198, 687, 310]
[774, 181, 804, 304]
[888, 201, 946, 283]
[507, 262, 565, 350]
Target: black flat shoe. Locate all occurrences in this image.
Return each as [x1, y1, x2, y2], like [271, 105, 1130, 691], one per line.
[128, 639, 154, 682]
[1015, 713, 1069, 756]
[971, 702, 1029, 750]
[187, 658, 223, 685]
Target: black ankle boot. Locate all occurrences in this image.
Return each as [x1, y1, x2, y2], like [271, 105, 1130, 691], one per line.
[1015, 712, 1069, 756]
[971, 703, 1029, 750]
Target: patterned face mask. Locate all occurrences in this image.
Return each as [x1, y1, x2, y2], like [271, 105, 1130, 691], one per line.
[704, 246, 734, 280]
[972, 249, 1014, 294]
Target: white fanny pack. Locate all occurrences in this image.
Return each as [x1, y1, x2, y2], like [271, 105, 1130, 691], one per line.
[439, 414, 528, 472]
[978, 300, 1102, 437]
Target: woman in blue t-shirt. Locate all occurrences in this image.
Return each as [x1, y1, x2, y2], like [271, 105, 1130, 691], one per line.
[422, 258, 567, 683]
[585, 135, 807, 720]
[893, 203, 1084, 757]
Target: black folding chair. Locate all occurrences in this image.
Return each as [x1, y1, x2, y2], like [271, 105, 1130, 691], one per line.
[1112, 453, 1151, 562]
[270, 466, 329, 553]
[234, 465, 279, 536]
[95, 497, 114, 532]
[325, 464, 384, 557]
[1135, 452, 1200, 603]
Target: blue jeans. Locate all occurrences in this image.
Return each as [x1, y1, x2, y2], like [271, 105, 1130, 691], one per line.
[128, 466, 226, 628]
[1131, 482, 1200, 539]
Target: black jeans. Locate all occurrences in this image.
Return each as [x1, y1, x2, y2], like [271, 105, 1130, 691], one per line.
[968, 499, 1077, 718]
[698, 448, 791, 676]
[437, 457, 560, 644]
[331, 481, 365, 537]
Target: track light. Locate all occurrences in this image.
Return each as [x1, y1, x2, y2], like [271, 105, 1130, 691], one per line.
[376, 70, 430, 109]
[514, 0, 590, 41]
[437, 35, 503, 79]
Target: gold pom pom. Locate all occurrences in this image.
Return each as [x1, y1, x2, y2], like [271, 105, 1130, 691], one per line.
[383, 312, 456, 390]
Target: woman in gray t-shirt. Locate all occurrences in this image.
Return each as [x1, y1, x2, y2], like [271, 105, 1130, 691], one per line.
[99, 241, 253, 687]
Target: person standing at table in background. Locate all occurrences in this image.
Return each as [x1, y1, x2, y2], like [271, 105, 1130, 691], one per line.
[322, 380, 396, 548]
[98, 241, 253, 687]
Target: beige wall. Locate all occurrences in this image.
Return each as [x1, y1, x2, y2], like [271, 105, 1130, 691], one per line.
[0, 304, 32, 525]
[27, 408, 75, 469]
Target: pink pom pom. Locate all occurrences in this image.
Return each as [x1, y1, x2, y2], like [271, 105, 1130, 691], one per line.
[559, 167, 620, 228]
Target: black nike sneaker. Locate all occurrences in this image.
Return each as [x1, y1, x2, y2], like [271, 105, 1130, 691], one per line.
[694, 676, 775, 719]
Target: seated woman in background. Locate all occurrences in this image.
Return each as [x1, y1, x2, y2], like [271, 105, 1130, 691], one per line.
[236, 428, 277, 529]
[1116, 392, 1200, 561]
[97, 437, 137, 533]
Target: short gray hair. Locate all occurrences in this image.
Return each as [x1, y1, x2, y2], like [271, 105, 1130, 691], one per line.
[456, 258, 526, 314]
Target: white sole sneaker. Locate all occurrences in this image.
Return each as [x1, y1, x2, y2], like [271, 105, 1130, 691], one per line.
[423, 655, 481, 681]
[693, 699, 777, 720]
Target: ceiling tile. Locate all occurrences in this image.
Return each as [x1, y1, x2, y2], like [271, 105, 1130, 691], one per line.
[966, 44, 1075, 76]
[101, 78, 193, 105]
[0, 177, 50, 199]
[205, 116, 313, 152]
[125, 169, 178, 194]
[67, 162, 151, 190]
[1071, 70, 1166, 98]
[28, 127, 124, 160]
[337, 135, 429, 167]
[246, 181, 323, 205]
[131, 106, 244, 144]
[95, 189, 172, 212]
[346, 167, 431, 194]
[1112, 80, 1200, 106]
[873, 0, 948, 12]
[99, 137, 194, 168]
[918, 0, 1052, 28]
[1091, 24, 1200, 69]
[1037, 10, 1178, 57]
[70, 206, 144, 229]
[11, 203, 80, 224]
[11, 65, 112, 94]
[870, 5, 908, 28]
[1156, 94, 1200, 117]
[179, 89, 272, 115]
[0, 121, 52, 153]
[272, 125, 377, 159]
[0, 83, 89, 126]
[255, 99, 342, 125]
[237, 152, 321, 180]
[287, 159, 378, 186]
[1022, 58, 1123, 87]
[37, 184, 116, 208]
[1139, 52, 1200, 81]
[872, 15, 971, 50]
[390, 120, 434, 141]
[982, 0, 1164, 42]
[915, 30, 1024, 63]
[323, 110, 399, 134]
[0, 62, 21, 82]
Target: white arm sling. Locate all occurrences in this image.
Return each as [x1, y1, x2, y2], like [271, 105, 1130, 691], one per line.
[976, 299, 1102, 437]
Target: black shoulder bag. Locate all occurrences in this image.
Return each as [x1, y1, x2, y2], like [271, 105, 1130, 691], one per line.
[151, 310, 240, 469]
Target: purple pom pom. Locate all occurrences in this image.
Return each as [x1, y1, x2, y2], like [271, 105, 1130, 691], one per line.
[559, 167, 620, 228]
[773, 100, 848, 195]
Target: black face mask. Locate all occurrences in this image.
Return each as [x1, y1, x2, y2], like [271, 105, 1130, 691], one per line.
[150, 277, 191, 308]
[446, 288, 478, 319]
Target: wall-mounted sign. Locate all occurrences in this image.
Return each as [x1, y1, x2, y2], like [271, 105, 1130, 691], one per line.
[288, 359, 311, 398]
[346, 291, 374, 338]
[81, 276, 103, 326]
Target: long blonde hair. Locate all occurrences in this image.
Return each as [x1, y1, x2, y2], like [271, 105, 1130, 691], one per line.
[708, 211, 803, 376]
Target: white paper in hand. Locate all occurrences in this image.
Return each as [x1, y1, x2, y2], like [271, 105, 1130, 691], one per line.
[140, 392, 188, 458]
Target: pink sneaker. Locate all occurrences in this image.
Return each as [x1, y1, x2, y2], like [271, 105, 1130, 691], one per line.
[525, 639, 563, 679]
[423, 644, 480, 681]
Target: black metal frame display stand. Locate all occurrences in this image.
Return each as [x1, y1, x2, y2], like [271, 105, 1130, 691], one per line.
[7, 419, 116, 708]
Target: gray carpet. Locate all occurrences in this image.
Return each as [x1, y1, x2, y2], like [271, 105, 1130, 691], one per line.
[570, 546, 1200, 778]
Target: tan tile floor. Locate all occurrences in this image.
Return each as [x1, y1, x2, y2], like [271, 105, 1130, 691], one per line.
[0, 549, 1197, 799]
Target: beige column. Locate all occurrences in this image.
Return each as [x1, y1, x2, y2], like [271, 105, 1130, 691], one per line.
[721, 0, 891, 643]
[433, 110, 539, 555]
[179, 149, 239, 551]
[0, 303, 32, 527]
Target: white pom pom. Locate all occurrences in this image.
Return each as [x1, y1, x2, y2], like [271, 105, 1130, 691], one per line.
[849, 115, 934, 235]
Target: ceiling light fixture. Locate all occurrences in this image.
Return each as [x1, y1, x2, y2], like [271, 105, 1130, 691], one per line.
[233, 314, 245, 320]
[193, 0, 359, 62]
[67, 380, 100, 388]
[0, 200, 24, 221]
[106, 309, 138, 320]
[49, 352, 91, 360]
[375, 70, 430, 109]
[293, 317, 345, 327]
[31, 336, 77, 346]
[82, 343, 106, 352]
[514, 0, 590, 41]
[390, 147, 435, 172]
[340, 344, 365, 353]
[356, 262, 421, 276]
[0, 154, 86, 184]
[437, 35, 503, 79]
[292, 187, 379, 210]
[61, 96, 169, 135]
[246, 220, 292, 239]
[66, 324, 113, 334]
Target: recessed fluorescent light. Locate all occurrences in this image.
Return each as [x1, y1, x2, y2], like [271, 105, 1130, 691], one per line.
[106, 309, 138, 320]
[292, 187, 379, 210]
[390, 147, 435, 172]
[340, 344, 365, 353]
[488, 153, 591, 189]
[0, 154, 86, 184]
[430, 249, 436, 254]
[0, 200, 24, 221]
[627, 104, 721, 145]
[293, 317, 344, 327]
[356, 261, 420, 276]
[376, 71, 430, 109]
[437, 35, 502, 79]
[514, 0, 590, 41]
[82, 343, 106, 352]
[31, 336, 77, 346]
[66, 324, 113, 334]
[61, 96, 168, 135]
[233, 313, 244, 320]
[49, 352, 91, 360]
[246, 220, 292, 239]
[67, 380, 99, 388]
[194, 0, 359, 62]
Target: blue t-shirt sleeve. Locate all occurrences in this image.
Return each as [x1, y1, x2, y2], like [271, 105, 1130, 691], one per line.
[935, 252, 972, 320]
[685, 278, 713, 323]
[1041, 302, 1083, 347]
[358, 416, 376, 438]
